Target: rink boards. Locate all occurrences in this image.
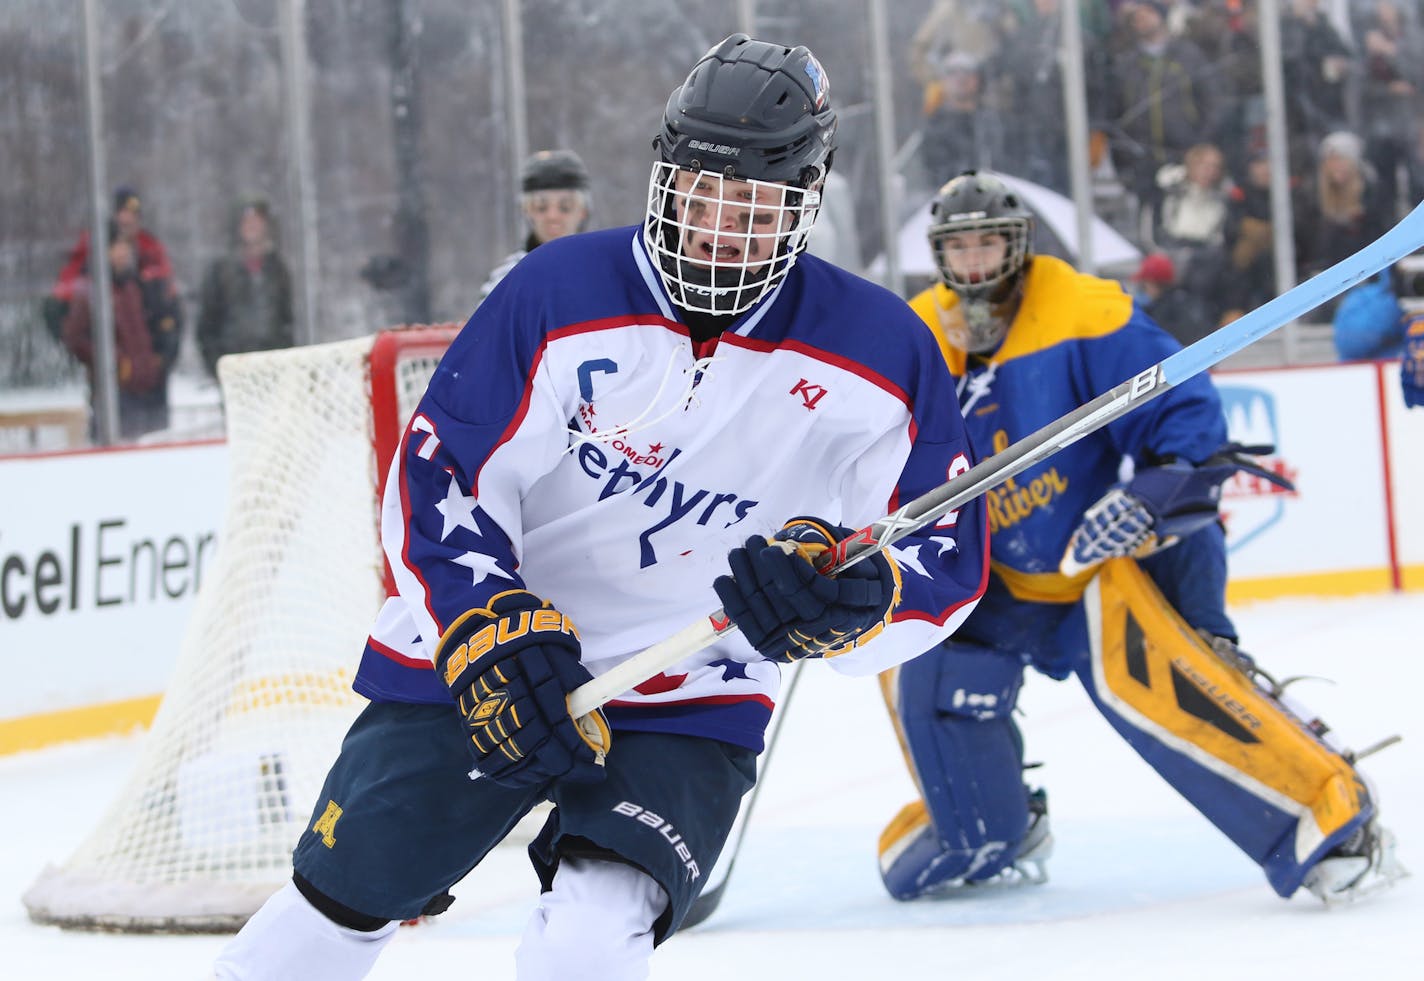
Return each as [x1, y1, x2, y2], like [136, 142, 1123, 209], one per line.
[1, 360, 1420, 752]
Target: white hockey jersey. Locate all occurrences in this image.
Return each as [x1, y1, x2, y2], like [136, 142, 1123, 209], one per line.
[354, 226, 989, 750]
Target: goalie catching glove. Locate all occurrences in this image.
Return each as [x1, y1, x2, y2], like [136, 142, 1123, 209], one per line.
[713, 516, 902, 663]
[1061, 443, 1294, 576]
[435, 589, 610, 788]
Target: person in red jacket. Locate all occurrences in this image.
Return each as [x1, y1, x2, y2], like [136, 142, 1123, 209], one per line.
[52, 186, 176, 306]
[60, 219, 182, 441]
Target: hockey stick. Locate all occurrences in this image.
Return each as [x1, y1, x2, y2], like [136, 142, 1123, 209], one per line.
[680, 660, 806, 929]
[568, 200, 1424, 719]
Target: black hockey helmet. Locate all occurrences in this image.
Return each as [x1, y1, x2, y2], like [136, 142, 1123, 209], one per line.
[644, 35, 836, 316]
[927, 171, 1035, 353]
[520, 149, 590, 193]
[654, 33, 838, 188]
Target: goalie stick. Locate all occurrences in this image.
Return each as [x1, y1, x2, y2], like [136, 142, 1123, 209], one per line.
[569, 199, 1424, 721]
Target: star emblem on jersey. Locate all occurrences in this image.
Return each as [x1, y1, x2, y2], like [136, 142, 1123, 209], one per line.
[926, 533, 959, 557]
[888, 542, 931, 579]
[714, 659, 750, 682]
[435, 473, 480, 540]
[451, 550, 508, 587]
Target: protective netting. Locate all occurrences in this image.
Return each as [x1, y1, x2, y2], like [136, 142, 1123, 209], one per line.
[22, 329, 453, 932]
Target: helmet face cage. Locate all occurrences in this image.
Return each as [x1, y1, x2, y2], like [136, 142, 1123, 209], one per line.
[928, 215, 1031, 296]
[644, 162, 821, 316]
[928, 213, 1030, 353]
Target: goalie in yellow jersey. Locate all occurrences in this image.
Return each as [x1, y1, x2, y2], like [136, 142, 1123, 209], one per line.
[877, 171, 1406, 905]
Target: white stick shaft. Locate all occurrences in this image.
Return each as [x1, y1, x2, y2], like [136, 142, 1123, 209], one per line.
[567, 615, 727, 718]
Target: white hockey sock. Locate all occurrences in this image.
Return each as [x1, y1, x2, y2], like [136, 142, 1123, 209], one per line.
[212, 881, 398, 981]
[515, 856, 669, 981]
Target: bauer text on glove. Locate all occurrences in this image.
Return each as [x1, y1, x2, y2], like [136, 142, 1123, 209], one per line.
[435, 589, 610, 788]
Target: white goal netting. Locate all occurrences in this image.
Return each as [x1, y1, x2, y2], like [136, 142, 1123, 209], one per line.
[22, 326, 457, 932]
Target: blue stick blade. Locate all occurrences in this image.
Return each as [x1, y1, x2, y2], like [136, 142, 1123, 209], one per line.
[1163, 201, 1424, 383]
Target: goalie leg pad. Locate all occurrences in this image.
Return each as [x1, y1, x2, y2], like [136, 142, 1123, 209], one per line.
[1138, 520, 1235, 642]
[877, 641, 1034, 899]
[1081, 558, 1373, 897]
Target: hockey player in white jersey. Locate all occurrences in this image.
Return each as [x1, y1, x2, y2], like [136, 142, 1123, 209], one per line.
[213, 34, 988, 980]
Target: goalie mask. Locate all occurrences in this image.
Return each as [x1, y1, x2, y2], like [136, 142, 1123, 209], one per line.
[928, 171, 1034, 354]
[645, 33, 837, 316]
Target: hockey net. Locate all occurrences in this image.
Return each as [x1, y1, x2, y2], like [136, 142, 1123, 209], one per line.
[22, 325, 459, 932]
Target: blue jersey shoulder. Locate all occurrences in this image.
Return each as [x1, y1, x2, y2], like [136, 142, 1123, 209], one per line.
[489, 226, 659, 322]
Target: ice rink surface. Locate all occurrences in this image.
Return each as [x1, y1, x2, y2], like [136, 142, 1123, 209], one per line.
[3, 592, 1419, 979]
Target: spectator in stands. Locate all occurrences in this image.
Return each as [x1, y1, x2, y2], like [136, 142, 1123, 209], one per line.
[1357, 0, 1421, 220]
[1331, 268, 1404, 361]
[1105, 1, 1221, 213]
[1153, 142, 1231, 260]
[60, 219, 182, 441]
[1131, 250, 1215, 345]
[908, 0, 1007, 101]
[1411, 119, 1424, 221]
[1212, 150, 1278, 327]
[47, 186, 176, 338]
[995, 0, 1073, 194]
[1198, 0, 1268, 184]
[196, 195, 295, 380]
[1280, 0, 1354, 171]
[1294, 130, 1388, 281]
[479, 149, 592, 301]
[919, 50, 1008, 187]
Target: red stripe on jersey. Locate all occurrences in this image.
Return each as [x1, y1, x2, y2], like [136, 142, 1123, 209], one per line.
[367, 635, 434, 669]
[605, 691, 775, 711]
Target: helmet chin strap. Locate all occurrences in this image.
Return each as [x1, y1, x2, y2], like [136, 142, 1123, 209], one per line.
[671, 250, 778, 313]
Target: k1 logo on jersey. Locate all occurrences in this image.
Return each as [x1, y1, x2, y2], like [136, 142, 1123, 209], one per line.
[790, 378, 828, 411]
[1217, 385, 1298, 553]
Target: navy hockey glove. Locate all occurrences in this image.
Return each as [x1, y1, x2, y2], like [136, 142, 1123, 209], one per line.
[713, 516, 902, 663]
[1061, 443, 1295, 575]
[435, 589, 610, 789]
[1402, 315, 1424, 408]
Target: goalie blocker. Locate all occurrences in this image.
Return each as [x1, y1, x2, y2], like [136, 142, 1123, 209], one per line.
[1084, 558, 1377, 897]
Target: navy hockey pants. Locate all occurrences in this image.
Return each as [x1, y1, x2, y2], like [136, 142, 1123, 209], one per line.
[292, 700, 756, 942]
